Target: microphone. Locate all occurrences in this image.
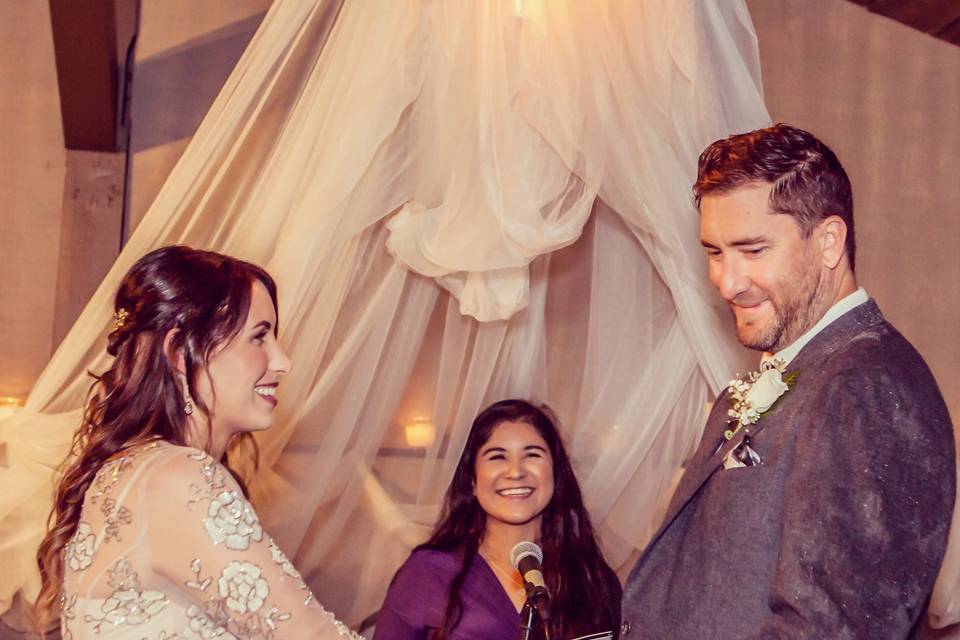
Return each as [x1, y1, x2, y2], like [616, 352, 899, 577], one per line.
[510, 541, 550, 622]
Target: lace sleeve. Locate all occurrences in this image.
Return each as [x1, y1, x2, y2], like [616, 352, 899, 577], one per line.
[145, 448, 365, 640]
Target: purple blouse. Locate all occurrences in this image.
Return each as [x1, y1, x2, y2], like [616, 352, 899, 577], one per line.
[375, 548, 524, 639]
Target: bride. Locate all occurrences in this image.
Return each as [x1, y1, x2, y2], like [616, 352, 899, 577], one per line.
[34, 246, 363, 639]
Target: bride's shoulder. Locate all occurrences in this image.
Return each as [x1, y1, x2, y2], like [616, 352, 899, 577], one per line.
[140, 442, 238, 493]
[142, 441, 218, 465]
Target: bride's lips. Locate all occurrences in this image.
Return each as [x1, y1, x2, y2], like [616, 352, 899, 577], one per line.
[254, 383, 278, 407]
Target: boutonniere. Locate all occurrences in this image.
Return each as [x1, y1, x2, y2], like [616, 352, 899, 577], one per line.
[724, 358, 799, 441]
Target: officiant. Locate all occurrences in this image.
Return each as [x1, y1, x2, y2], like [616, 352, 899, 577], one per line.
[376, 400, 622, 639]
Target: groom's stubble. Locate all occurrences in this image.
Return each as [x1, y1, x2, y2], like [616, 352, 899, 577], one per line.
[731, 249, 829, 353]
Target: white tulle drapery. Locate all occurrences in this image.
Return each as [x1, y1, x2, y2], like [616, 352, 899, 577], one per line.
[13, 0, 954, 630]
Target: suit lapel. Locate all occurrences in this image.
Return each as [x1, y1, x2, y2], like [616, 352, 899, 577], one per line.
[642, 401, 731, 550]
[637, 299, 888, 563]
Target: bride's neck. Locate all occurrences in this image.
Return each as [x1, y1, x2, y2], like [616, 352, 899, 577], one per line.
[185, 417, 230, 460]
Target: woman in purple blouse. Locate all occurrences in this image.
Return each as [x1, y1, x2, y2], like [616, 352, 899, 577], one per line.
[376, 400, 622, 639]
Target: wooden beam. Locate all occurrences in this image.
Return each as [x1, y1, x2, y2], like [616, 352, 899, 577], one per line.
[48, 0, 139, 151]
[846, 0, 960, 48]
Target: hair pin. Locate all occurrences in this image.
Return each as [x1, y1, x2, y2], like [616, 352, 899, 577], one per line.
[113, 308, 130, 331]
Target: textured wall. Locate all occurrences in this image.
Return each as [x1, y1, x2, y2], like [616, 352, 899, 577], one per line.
[0, 1, 270, 402]
[748, 0, 960, 424]
[0, 2, 66, 400]
[127, 0, 271, 234]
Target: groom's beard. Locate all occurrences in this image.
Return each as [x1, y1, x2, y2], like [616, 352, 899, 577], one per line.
[732, 265, 826, 353]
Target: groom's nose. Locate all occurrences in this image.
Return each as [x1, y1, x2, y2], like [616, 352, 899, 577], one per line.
[714, 257, 751, 302]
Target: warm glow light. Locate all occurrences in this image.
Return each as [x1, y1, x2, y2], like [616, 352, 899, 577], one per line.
[0, 397, 23, 421]
[512, 0, 545, 20]
[404, 418, 437, 448]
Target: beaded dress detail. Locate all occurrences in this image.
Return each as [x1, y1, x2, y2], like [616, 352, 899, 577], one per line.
[61, 442, 363, 639]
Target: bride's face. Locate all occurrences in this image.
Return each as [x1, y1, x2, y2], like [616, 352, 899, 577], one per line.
[194, 282, 291, 441]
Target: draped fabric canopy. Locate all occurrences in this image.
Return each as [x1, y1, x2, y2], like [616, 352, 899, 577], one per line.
[6, 0, 953, 629]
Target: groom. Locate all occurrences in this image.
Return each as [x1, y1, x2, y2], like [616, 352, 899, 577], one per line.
[620, 124, 955, 638]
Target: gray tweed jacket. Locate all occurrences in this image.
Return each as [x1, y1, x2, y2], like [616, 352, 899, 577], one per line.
[620, 300, 955, 639]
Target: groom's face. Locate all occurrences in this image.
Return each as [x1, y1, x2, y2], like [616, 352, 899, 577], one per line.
[700, 183, 826, 353]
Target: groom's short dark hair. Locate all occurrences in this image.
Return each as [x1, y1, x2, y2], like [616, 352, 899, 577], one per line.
[693, 123, 856, 271]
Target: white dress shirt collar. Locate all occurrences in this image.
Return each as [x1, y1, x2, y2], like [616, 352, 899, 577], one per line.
[762, 287, 869, 368]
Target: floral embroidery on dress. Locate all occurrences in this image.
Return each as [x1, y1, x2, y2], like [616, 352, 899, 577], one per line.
[63, 446, 366, 640]
[186, 558, 289, 639]
[101, 496, 134, 543]
[66, 521, 95, 571]
[85, 442, 161, 545]
[220, 562, 270, 613]
[187, 451, 228, 509]
[186, 604, 237, 639]
[83, 558, 169, 632]
[86, 457, 135, 545]
[204, 490, 264, 550]
[60, 592, 77, 640]
[89, 457, 131, 506]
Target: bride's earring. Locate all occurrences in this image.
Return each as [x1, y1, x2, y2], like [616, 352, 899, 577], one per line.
[179, 375, 194, 415]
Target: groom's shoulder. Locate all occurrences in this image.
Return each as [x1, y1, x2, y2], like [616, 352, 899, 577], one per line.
[814, 314, 951, 436]
[828, 313, 937, 386]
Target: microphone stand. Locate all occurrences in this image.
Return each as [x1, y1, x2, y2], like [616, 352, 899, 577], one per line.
[520, 601, 538, 640]
[519, 596, 550, 640]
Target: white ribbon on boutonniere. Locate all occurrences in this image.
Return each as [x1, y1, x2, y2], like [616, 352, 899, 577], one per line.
[724, 358, 799, 443]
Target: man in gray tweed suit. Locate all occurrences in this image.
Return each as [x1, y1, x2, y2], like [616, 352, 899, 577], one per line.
[620, 124, 955, 639]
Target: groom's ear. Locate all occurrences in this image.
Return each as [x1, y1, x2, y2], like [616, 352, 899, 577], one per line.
[818, 215, 847, 270]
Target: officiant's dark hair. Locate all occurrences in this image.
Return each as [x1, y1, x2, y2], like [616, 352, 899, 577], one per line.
[417, 399, 622, 640]
[35, 245, 276, 633]
[693, 123, 856, 270]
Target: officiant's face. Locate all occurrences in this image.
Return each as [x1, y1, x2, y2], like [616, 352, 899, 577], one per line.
[475, 420, 555, 534]
[700, 183, 825, 352]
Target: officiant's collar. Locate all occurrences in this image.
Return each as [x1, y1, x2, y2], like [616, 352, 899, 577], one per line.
[762, 287, 869, 368]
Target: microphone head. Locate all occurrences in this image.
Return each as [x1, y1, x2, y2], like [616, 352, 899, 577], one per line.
[509, 541, 543, 570]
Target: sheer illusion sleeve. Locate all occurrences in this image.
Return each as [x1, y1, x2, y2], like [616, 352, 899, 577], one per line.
[145, 447, 364, 640]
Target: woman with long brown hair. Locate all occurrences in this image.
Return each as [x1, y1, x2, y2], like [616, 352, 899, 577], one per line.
[35, 245, 362, 639]
[376, 399, 622, 639]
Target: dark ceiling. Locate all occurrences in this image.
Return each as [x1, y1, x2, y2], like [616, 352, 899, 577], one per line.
[847, 0, 960, 47]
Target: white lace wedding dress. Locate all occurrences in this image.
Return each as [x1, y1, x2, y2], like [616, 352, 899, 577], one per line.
[60, 441, 363, 639]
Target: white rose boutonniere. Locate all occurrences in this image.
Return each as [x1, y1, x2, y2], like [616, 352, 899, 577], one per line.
[745, 368, 789, 413]
[724, 358, 799, 441]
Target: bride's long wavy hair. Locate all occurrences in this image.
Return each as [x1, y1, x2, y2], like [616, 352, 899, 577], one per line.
[34, 245, 278, 631]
